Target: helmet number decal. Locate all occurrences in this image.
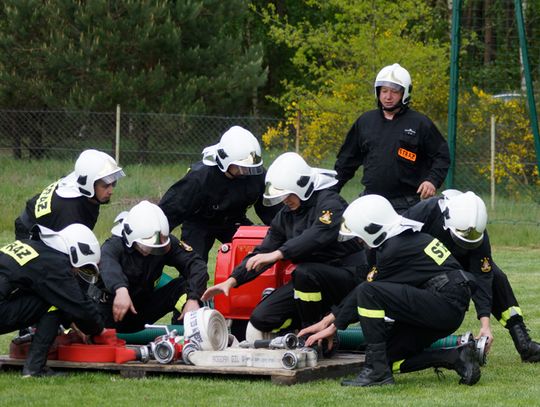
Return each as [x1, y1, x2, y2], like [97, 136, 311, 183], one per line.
[424, 238, 451, 266]
[34, 181, 58, 219]
[0, 241, 39, 266]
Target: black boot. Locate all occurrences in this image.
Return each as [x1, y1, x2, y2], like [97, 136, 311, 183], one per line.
[398, 341, 480, 386]
[341, 342, 394, 387]
[21, 313, 63, 378]
[508, 322, 540, 363]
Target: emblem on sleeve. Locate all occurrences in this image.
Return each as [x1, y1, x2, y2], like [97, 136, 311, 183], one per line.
[319, 210, 333, 225]
[367, 266, 378, 282]
[480, 257, 492, 273]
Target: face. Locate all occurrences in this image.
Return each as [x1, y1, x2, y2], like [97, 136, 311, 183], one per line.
[282, 194, 301, 211]
[226, 164, 243, 178]
[93, 179, 116, 204]
[379, 86, 404, 111]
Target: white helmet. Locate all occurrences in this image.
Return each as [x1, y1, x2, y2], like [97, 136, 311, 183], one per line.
[118, 200, 171, 256]
[202, 126, 263, 176]
[37, 224, 101, 283]
[439, 190, 487, 249]
[339, 195, 423, 248]
[57, 149, 125, 198]
[263, 152, 338, 206]
[374, 63, 412, 106]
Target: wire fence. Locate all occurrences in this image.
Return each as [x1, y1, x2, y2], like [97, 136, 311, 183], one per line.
[0, 108, 538, 226]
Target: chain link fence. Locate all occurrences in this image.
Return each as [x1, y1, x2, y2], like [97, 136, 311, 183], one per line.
[0, 108, 538, 226]
[0, 109, 284, 164]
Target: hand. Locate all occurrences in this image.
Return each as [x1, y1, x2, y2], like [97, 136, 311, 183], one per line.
[298, 313, 336, 338]
[417, 181, 436, 199]
[245, 251, 283, 272]
[178, 299, 200, 321]
[477, 319, 494, 354]
[201, 278, 237, 301]
[113, 287, 137, 322]
[69, 323, 91, 344]
[303, 324, 337, 348]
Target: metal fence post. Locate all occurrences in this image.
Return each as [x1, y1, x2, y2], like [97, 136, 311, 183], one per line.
[115, 104, 121, 163]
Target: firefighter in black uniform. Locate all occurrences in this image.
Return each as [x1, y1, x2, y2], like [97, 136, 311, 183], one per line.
[404, 190, 540, 362]
[159, 126, 280, 262]
[97, 201, 208, 332]
[333, 63, 450, 213]
[301, 194, 481, 386]
[202, 152, 366, 341]
[14, 149, 125, 239]
[0, 224, 106, 377]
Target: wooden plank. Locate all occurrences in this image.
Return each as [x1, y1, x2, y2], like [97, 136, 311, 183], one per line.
[0, 353, 364, 384]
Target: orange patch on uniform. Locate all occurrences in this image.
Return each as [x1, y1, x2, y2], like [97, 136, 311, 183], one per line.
[397, 148, 417, 162]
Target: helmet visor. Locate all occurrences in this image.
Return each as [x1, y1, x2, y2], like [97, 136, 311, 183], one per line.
[76, 264, 100, 284]
[375, 81, 404, 92]
[135, 233, 171, 256]
[232, 152, 263, 176]
[450, 227, 484, 249]
[235, 165, 264, 176]
[263, 182, 290, 206]
[100, 169, 126, 185]
[338, 221, 356, 242]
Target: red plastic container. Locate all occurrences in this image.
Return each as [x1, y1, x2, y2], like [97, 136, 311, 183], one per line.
[213, 226, 295, 320]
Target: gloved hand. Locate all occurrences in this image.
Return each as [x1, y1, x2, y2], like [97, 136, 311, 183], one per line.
[92, 328, 118, 346]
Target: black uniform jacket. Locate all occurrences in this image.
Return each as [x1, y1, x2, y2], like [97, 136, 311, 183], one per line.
[334, 231, 468, 330]
[231, 189, 364, 287]
[16, 180, 99, 232]
[334, 107, 450, 197]
[403, 197, 494, 319]
[0, 239, 104, 334]
[158, 162, 279, 231]
[99, 235, 209, 301]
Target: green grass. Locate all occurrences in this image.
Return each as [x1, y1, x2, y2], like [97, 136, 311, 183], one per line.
[0, 157, 539, 405]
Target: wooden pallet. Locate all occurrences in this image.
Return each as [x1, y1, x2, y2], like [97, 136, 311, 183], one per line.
[0, 352, 364, 385]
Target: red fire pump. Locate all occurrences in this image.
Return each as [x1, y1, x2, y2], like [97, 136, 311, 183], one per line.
[213, 226, 296, 321]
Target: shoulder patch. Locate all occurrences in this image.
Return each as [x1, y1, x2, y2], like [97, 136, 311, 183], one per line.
[34, 181, 59, 218]
[480, 257, 492, 273]
[319, 210, 333, 225]
[1, 240, 39, 266]
[179, 240, 193, 252]
[424, 238, 451, 266]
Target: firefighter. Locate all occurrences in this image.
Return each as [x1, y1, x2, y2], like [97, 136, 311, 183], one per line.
[14, 149, 125, 239]
[97, 201, 208, 332]
[404, 189, 540, 362]
[0, 224, 106, 377]
[158, 126, 280, 262]
[333, 63, 450, 213]
[202, 152, 366, 342]
[300, 194, 481, 386]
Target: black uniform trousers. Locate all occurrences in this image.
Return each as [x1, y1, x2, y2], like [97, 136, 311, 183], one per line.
[356, 273, 471, 363]
[181, 220, 251, 262]
[250, 263, 360, 332]
[490, 262, 521, 327]
[99, 278, 187, 333]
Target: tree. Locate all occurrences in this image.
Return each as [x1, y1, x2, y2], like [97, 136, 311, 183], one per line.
[0, 0, 267, 115]
[257, 0, 451, 161]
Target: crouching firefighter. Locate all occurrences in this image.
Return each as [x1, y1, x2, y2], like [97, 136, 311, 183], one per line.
[96, 201, 208, 332]
[300, 194, 481, 386]
[202, 152, 366, 343]
[0, 224, 106, 377]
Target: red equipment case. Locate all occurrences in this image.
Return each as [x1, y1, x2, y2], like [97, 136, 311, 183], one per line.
[213, 226, 295, 320]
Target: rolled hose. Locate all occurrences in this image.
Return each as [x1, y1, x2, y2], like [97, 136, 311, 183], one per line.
[119, 323, 459, 350]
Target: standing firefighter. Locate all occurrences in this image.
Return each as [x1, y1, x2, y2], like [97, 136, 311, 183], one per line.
[404, 190, 540, 362]
[0, 224, 106, 377]
[202, 152, 366, 342]
[97, 201, 208, 332]
[159, 126, 280, 262]
[301, 195, 480, 386]
[14, 149, 125, 239]
[333, 63, 450, 213]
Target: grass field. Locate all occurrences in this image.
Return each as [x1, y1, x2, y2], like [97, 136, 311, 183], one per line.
[0, 157, 539, 405]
